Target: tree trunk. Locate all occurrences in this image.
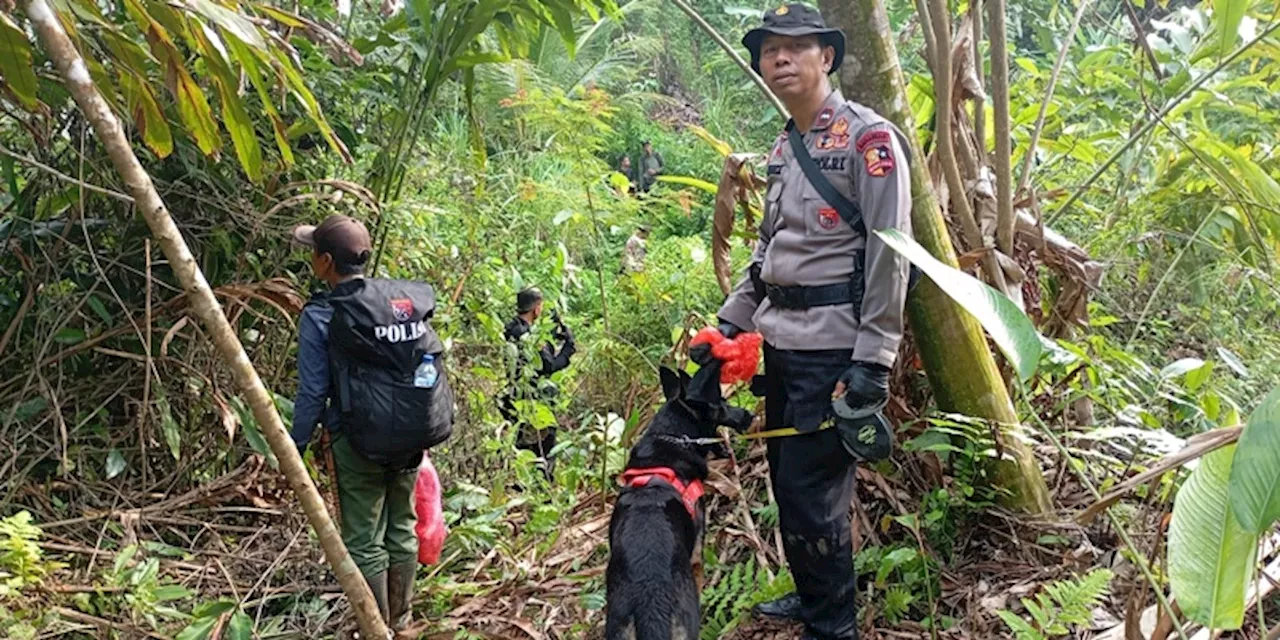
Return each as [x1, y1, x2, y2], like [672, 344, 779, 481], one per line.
[22, 1, 393, 636]
[818, 0, 1051, 513]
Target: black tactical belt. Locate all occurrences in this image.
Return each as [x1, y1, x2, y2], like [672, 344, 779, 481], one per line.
[765, 282, 856, 309]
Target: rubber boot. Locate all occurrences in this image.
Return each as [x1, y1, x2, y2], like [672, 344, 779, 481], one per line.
[387, 561, 416, 631]
[366, 571, 390, 625]
[753, 592, 803, 620]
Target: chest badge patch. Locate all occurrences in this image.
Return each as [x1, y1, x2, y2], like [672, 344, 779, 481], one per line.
[817, 116, 851, 150]
[389, 298, 414, 322]
[818, 207, 841, 230]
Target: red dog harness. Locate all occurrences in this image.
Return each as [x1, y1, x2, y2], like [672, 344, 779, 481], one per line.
[619, 467, 705, 518]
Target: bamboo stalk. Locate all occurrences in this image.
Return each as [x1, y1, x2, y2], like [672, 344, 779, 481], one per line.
[21, 2, 390, 637]
[988, 0, 1015, 255]
[922, 0, 1006, 290]
[970, 0, 985, 161]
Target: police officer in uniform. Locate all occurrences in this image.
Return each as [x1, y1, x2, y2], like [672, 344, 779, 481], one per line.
[716, 5, 913, 639]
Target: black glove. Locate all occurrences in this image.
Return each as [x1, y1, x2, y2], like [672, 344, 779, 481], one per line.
[716, 319, 742, 340]
[836, 362, 890, 416]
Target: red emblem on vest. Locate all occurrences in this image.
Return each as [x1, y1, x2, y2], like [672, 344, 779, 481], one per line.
[818, 207, 840, 230]
[389, 298, 414, 322]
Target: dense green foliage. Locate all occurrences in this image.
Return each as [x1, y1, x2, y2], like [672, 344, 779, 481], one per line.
[3, 0, 1280, 637]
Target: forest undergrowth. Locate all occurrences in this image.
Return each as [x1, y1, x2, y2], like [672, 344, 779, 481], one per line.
[3, 0, 1280, 638]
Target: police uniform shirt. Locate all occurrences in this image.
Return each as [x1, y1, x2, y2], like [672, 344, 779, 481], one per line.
[718, 90, 913, 368]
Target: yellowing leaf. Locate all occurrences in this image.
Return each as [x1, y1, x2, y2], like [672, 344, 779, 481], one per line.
[224, 35, 293, 167]
[0, 14, 41, 111]
[121, 71, 174, 158]
[192, 22, 262, 180]
[184, 0, 267, 50]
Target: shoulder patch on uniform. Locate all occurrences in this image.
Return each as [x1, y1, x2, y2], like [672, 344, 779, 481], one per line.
[855, 129, 891, 152]
[815, 108, 835, 128]
[862, 143, 895, 177]
[831, 117, 850, 136]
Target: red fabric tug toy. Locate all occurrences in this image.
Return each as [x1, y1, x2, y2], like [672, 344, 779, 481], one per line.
[414, 452, 447, 565]
[690, 327, 762, 384]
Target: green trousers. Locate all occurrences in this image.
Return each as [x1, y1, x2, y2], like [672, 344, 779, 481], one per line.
[331, 434, 418, 577]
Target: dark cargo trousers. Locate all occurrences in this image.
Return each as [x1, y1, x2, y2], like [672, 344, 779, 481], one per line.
[331, 434, 418, 578]
[763, 345, 859, 639]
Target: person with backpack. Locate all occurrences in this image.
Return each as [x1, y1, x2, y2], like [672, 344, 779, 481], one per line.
[289, 214, 454, 632]
[711, 6, 914, 640]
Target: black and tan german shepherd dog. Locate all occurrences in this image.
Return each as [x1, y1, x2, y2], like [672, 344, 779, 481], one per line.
[605, 363, 753, 640]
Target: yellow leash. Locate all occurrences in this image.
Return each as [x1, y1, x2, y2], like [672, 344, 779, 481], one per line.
[737, 422, 833, 440]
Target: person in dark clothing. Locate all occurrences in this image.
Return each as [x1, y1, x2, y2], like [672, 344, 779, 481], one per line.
[638, 141, 664, 193]
[500, 287, 576, 478]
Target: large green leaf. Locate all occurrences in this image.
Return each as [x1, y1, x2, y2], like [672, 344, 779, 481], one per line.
[155, 391, 182, 461]
[184, 0, 266, 50]
[1228, 387, 1280, 533]
[1168, 444, 1257, 630]
[1213, 0, 1248, 60]
[0, 13, 41, 111]
[876, 229, 1042, 380]
[191, 22, 262, 181]
[270, 47, 351, 162]
[224, 35, 293, 167]
[124, 0, 221, 156]
[655, 175, 718, 195]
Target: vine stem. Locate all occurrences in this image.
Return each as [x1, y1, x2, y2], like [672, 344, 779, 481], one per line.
[1048, 19, 1280, 225]
[1015, 381, 1191, 640]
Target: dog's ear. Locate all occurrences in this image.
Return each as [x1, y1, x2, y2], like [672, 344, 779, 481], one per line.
[660, 366, 682, 401]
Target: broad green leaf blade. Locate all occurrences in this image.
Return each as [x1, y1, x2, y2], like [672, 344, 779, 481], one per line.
[184, 0, 267, 50]
[270, 47, 351, 162]
[0, 14, 41, 111]
[226, 609, 252, 640]
[876, 229, 1042, 380]
[156, 392, 182, 460]
[1214, 0, 1247, 60]
[171, 63, 222, 156]
[1160, 357, 1206, 380]
[175, 616, 219, 640]
[1228, 387, 1280, 533]
[192, 23, 262, 181]
[1169, 444, 1257, 630]
[224, 36, 293, 167]
[121, 71, 175, 158]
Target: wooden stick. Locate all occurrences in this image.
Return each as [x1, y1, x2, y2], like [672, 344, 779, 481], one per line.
[20, 3, 389, 636]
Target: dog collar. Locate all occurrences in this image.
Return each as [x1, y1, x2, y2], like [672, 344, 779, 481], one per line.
[619, 467, 705, 518]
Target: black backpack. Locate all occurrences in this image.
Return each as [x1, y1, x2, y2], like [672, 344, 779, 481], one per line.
[327, 278, 454, 467]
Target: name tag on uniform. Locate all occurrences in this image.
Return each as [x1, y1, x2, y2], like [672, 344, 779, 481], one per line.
[768, 164, 784, 176]
[816, 156, 847, 172]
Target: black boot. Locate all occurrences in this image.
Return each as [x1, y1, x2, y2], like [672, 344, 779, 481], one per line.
[387, 561, 416, 631]
[365, 570, 390, 624]
[753, 592, 803, 620]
